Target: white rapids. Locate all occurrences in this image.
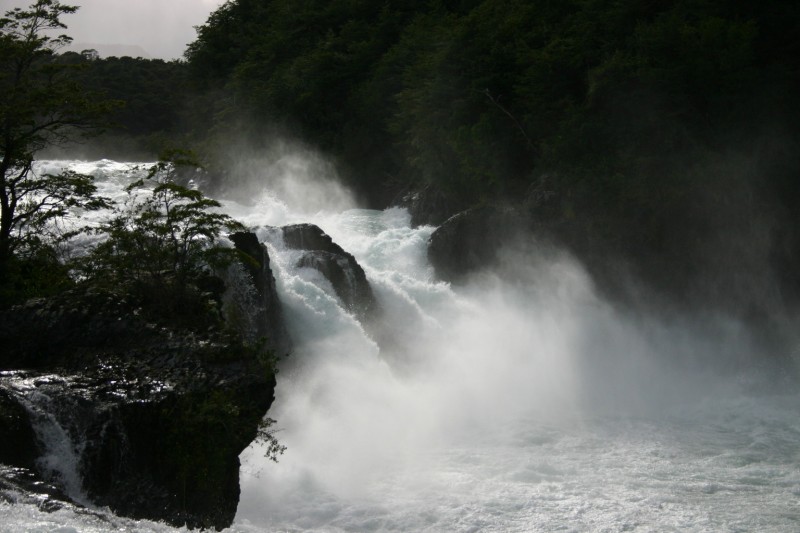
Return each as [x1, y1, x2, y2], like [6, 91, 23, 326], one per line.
[1, 159, 798, 532]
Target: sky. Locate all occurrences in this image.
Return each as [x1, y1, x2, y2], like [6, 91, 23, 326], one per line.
[4, 0, 226, 59]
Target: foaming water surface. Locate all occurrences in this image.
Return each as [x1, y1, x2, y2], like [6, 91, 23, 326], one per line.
[234, 207, 800, 533]
[2, 160, 798, 532]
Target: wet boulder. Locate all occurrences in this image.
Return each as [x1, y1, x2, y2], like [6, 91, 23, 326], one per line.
[0, 283, 277, 531]
[391, 183, 462, 227]
[280, 224, 379, 322]
[229, 231, 292, 355]
[296, 251, 377, 320]
[280, 223, 346, 255]
[427, 205, 529, 283]
[0, 465, 74, 513]
[0, 388, 38, 469]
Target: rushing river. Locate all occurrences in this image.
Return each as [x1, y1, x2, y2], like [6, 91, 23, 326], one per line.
[2, 159, 799, 532]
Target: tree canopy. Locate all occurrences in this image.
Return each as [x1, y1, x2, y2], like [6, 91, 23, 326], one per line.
[2, 0, 799, 309]
[184, 0, 800, 306]
[52, 52, 192, 159]
[185, 0, 799, 200]
[0, 0, 116, 271]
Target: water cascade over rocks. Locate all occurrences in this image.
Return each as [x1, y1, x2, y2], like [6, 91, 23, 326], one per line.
[272, 223, 379, 323]
[1, 159, 798, 532]
[0, 283, 278, 529]
[228, 231, 292, 355]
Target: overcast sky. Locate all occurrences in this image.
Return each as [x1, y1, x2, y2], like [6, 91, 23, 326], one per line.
[5, 0, 226, 59]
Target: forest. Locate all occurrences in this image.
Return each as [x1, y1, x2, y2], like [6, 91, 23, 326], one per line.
[4, 0, 800, 312]
[2, 1, 799, 529]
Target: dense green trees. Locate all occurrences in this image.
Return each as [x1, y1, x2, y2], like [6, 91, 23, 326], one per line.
[0, 0, 117, 302]
[74, 56, 188, 135]
[185, 0, 799, 200]
[3, 0, 799, 308]
[51, 52, 191, 159]
[184, 0, 800, 306]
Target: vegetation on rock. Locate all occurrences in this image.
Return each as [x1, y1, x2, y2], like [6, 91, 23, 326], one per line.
[0, 6, 286, 529]
[0, 0, 118, 305]
[79, 150, 244, 329]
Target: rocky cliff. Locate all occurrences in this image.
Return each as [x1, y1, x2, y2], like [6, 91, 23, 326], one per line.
[0, 232, 287, 530]
[279, 223, 379, 323]
[427, 205, 529, 283]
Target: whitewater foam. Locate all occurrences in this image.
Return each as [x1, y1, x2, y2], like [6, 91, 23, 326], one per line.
[2, 160, 797, 532]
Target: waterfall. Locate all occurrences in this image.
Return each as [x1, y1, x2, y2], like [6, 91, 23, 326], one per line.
[1, 159, 798, 532]
[229, 198, 798, 531]
[2, 374, 90, 505]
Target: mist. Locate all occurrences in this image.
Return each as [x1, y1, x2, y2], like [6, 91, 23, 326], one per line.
[216, 148, 799, 531]
[4, 147, 796, 531]
[215, 139, 358, 220]
[3, 0, 799, 528]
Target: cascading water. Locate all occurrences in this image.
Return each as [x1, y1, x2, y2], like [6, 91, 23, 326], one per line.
[232, 203, 800, 532]
[1, 158, 798, 532]
[2, 373, 90, 505]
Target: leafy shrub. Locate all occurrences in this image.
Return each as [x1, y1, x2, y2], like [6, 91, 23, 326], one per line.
[81, 151, 244, 328]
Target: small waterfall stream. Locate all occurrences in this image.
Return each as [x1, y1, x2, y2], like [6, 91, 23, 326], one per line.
[3, 375, 90, 505]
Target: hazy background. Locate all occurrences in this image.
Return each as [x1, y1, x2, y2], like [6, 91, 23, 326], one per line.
[4, 0, 225, 59]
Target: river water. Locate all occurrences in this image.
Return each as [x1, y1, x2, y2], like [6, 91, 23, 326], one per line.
[2, 159, 798, 532]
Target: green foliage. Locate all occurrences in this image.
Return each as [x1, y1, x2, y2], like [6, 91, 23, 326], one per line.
[51, 53, 191, 159]
[86, 151, 243, 284]
[0, 0, 117, 272]
[7, 169, 109, 251]
[256, 416, 287, 463]
[0, 245, 73, 308]
[185, 0, 799, 202]
[182, 0, 800, 303]
[81, 151, 244, 327]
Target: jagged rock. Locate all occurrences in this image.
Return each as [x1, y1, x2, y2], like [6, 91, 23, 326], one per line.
[280, 223, 347, 255]
[427, 205, 529, 282]
[0, 285, 276, 530]
[0, 465, 74, 512]
[229, 231, 292, 355]
[0, 388, 38, 469]
[279, 224, 379, 322]
[296, 251, 377, 319]
[0, 288, 157, 370]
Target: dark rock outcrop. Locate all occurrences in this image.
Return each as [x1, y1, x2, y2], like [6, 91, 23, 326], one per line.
[279, 224, 379, 322]
[230, 231, 292, 355]
[427, 205, 529, 282]
[0, 387, 38, 469]
[392, 183, 462, 227]
[0, 277, 279, 530]
[0, 289, 161, 370]
[281, 223, 347, 255]
[0, 464, 75, 513]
